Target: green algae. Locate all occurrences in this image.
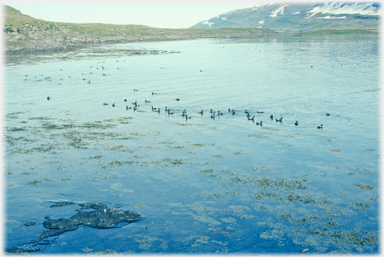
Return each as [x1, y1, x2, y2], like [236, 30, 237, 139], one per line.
[354, 184, 374, 190]
[26, 180, 42, 185]
[261, 126, 280, 131]
[191, 236, 210, 247]
[234, 151, 247, 155]
[350, 203, 371, 210]
[89, 155, 103, 159]
[29, 116, 53, 120]
[127, 234, 157, 251]
[6, 127, 28, 132]
[251, 166, 276, 172]
[247, 132, 271, 139]
[191, 143, 204, 147]
[21, 172, 35, 175]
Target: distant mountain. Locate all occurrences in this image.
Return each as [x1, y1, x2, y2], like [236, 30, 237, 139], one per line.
[191, 2, 380, 31]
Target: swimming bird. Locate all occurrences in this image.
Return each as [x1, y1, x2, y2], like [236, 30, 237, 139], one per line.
[112, 103, 115, 107]
[228, 108, 232, 112]
[295, 121, 299, 126]
[317, 124, 323, 129]
[231, 110, 235, 115]
[256, 121, 262, 126]
[167, 110, 174, 115]
[124, 99, 127, 102]
[326, 113, 330, 116]
[270, 115, 273, 120]
[87, 80, 90, 84]
[165, 107, 169, 111]
[186, 115, 191, 120]
[248, 116, 255, 121]
[145, 100, 150, 103]
[157, 108, 160, 113]
[152, 92, 156, 95]
[134, 89, 138, 92]
[198, 110, 203, 115]
[257, 111, 264, 113]
[151, 106, 156, 110]
[134, 106, 137, 111]
[211, 114, 215, 119]
[218, 111, 223, 115]
[126, 105, 131, 109]
[176, 98, 180, 101]
[47, 96, 51, 101]
[210, 109, 216, 114]
[103, 102, 108, 106]
[276, 117, 283, 122]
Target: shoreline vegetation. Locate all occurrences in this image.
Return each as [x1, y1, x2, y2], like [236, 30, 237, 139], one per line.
[3, 5, 377, 56]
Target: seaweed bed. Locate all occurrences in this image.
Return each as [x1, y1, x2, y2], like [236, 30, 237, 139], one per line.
[4, 36, 379, 254]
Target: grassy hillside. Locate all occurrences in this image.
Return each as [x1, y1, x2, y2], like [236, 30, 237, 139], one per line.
[3, 5, 277, 55]
[3, 5, 273, 39]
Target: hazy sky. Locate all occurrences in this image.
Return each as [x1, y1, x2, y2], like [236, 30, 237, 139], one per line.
[5, 1, 262, 28]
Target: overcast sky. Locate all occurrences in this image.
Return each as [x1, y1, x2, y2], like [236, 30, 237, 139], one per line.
[5, 1, 263, 29]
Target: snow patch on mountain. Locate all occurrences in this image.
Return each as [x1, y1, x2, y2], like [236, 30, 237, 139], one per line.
[270, 4, 288, 17]
[323, 15, 346, 19]
[306, 2, 380, 17]
[201, 20, 214, 27]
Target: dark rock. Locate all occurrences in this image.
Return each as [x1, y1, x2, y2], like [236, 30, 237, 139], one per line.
[32, 202, 140, 243]
[50, 201, 74, 208]
[24, 221, 36, 226]
[5, 247, 39, 254]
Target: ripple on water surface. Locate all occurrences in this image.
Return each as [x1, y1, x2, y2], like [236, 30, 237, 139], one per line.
[5, 35, 379, 254]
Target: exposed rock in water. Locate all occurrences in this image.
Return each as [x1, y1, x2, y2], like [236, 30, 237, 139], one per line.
[26, 202, 140, 244]
[24, 221, 36, 226]
[50, 201, 74, 208]
[5, 247, 39, 254]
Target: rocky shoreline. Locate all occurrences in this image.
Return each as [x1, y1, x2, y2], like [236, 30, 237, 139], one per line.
[5, 29, 273, 56]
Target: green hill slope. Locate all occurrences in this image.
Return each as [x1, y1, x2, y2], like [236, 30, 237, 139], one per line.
[3, 6, 275, 55]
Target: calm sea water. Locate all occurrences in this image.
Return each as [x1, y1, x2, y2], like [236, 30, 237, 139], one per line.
[4, 34, 380, 254]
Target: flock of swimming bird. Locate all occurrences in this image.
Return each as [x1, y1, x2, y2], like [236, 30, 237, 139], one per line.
[41, 61, 328, 130]
[55, 92, 330, 130]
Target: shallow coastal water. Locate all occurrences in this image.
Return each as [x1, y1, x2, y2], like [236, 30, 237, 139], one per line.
[4, 34, 380, 254]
